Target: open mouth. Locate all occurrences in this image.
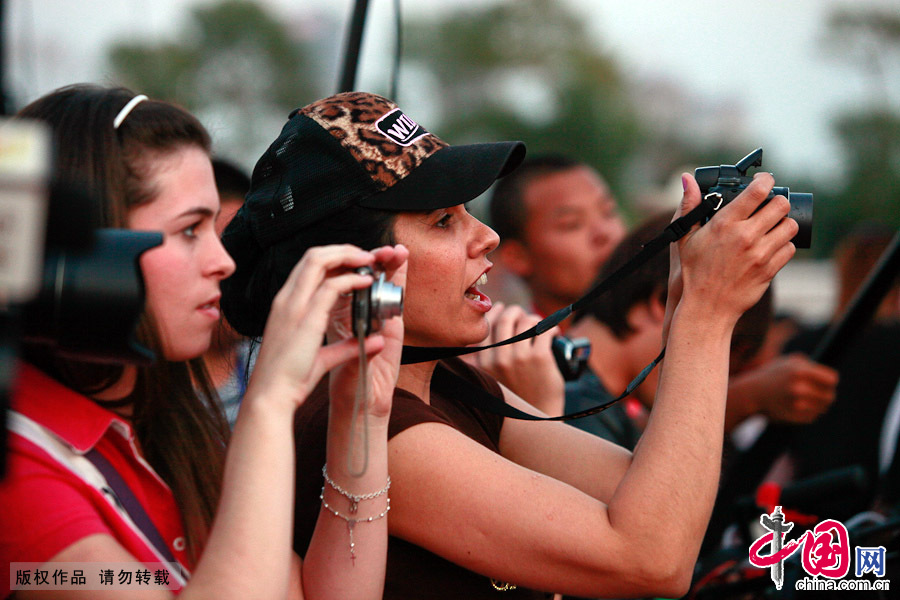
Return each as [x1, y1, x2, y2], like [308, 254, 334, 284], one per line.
[465, 272, 488, 301]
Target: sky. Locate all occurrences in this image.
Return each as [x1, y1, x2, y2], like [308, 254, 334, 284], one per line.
[6, 0, 899, 182]
[7, 0, 896, 319]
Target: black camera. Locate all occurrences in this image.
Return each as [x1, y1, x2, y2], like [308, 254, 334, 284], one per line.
[694, 148, 813, 248]
[551, 336, 591, 381]
[23, 229, 163, 363]
[2, 118, 163, 476]
[351, 265, 404, 337]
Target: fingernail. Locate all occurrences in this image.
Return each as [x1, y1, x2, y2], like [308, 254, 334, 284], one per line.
[681, 174, 689, 192]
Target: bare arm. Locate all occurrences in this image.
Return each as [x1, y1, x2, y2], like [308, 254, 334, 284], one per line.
[22, 245, 406, 600]
[197, 245, 406, 600]
[302, 246, 408, 600]
[386, 173, 798, 598]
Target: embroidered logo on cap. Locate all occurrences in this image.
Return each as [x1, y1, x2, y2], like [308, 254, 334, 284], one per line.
[375, 109, 429, 147]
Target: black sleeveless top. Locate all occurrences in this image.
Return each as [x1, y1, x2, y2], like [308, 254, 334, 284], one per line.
[292, 357, 551, 599]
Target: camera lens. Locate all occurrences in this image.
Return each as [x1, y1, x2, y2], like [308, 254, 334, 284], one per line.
[352, 268, 403, 337]
[787, 192, 813, 249]
[370, 272, 403, 326]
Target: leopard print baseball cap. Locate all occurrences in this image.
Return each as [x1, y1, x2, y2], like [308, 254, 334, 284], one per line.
[239, 91, 525, 248]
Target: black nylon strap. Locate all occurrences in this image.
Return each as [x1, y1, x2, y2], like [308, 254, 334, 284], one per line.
[436, 348, 666, 421]
[401, 196, 717, 364]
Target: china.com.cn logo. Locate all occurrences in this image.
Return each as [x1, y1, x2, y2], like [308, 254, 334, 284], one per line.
[748, 506, 890, 592]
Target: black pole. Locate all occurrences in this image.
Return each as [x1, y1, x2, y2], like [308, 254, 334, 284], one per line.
[337, 0, 370, 93]
[702, 228, 900, 553]
[811, 228, 900, 365]
[0, 0, 10, 115]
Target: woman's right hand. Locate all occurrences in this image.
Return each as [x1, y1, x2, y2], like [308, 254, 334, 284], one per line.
[244, 244, 404, 412]
[465, 303, 565, 416]
[671, 172, 798, 330]
[326, 245, 409, 420]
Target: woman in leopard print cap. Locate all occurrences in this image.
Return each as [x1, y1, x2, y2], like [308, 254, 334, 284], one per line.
[221, 91, 799, 599]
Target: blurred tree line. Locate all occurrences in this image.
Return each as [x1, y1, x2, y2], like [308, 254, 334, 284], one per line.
[107, 0, 898, 257]
[813, 7, 900, 254]
[107, 0, 333, 169]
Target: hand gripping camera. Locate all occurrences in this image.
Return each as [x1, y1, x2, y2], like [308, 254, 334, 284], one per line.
[694, 148, 813, 248]
[351, 266, 404, 337]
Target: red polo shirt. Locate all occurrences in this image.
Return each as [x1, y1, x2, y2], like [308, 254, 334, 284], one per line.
[1, 363, 191, 597]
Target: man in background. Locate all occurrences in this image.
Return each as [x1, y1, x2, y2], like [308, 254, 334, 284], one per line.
[488, 154, 626, 326]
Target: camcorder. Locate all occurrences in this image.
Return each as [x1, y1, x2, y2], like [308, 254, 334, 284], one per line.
[694, 148, 813, 248]
[1, 119, 162, 476]
[351, 265, 404, 338]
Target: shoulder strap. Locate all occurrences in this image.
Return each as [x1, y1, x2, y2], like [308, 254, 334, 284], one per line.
[83, 448, 179, 565]
[6, 410, 189, 585]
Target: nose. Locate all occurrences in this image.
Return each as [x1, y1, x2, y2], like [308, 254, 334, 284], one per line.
[207, 235, 236, 280]
[590, 214, 625, 249]
[469, 213, 500, 257]
[589, 217, 609, 246]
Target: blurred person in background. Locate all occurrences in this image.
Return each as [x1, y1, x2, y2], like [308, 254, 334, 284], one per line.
[784, 222, 900, 519]
[488, 154, 626, 329]
[204, 158, 252, 426]
[487, 158, 837, 441]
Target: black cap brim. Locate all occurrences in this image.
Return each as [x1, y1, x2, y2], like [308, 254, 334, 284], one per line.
[358, 141, 526, 211]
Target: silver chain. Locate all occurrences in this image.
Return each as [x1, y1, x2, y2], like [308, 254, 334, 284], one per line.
[322, 465, 390, 513]
[320, 487, 390, 562]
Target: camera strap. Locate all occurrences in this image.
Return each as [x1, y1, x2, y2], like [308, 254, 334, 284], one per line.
[399, 196, 718, 421]
[401, 196, 718, 365]
[434, 347, 666, 421]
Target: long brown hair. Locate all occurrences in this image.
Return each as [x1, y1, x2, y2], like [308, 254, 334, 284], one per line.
[17, 84, 229, 562]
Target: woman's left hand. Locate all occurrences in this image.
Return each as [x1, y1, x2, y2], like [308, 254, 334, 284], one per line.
[244, 244, 406, 413]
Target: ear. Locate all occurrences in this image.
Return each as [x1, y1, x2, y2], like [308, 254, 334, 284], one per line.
[648, 293, 667, 324]
[496, 239, 533, 278]
[626, 295, 667, 332]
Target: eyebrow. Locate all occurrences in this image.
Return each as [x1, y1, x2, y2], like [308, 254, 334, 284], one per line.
[176, 206, 217, 219]
[550, 205, 583, 217]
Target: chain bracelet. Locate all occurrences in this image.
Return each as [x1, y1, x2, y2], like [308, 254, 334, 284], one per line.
[322, 464, 391, 514]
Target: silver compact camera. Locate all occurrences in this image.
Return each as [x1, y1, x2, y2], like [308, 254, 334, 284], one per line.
[351, 266, 403, 337]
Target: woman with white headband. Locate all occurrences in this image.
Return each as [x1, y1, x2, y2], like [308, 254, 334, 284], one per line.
[0, 84, 403, 600]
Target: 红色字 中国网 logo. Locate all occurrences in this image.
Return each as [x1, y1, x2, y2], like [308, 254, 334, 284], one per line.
[749, 506, 890, 592]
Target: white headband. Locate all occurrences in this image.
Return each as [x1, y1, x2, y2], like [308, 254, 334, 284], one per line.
[113, 94, 148, 129]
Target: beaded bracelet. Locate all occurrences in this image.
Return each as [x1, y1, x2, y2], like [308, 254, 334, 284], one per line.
[321, 465, 391, 561]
